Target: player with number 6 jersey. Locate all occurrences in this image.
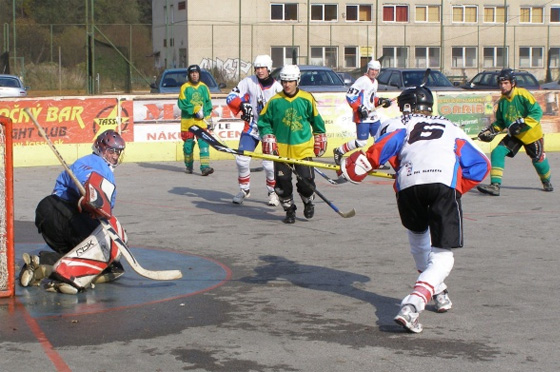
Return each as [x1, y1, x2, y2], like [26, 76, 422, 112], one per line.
[340, 85, 490, 333]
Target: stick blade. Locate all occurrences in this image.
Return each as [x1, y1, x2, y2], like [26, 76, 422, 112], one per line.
[338, 208, 356, 218]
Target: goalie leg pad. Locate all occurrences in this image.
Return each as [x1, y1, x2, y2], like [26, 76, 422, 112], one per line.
[52, 224, 120, 289]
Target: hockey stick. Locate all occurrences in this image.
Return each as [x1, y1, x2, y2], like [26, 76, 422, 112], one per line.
[420, 68, 432, 87]
[24, 108, 182, 281]
[314, 167, 337, 185]
[292, 166, 356, 218]
[189, 125, 395, 179]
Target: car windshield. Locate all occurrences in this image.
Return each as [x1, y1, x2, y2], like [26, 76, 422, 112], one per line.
[161, 70, 218, 88]
[402, 71, 453, 87]
[0, 77, 21, 88]
[300, 70, 344, 86]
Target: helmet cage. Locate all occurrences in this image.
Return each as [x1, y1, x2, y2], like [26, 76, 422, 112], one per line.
[94, 130, 126, 168]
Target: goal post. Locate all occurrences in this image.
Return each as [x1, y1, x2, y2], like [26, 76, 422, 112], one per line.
[0, 116, 14, 297]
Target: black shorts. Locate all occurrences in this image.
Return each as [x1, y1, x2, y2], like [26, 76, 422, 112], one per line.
[499, 135, 545, 161]
[396, 183, 463, 249]
[274, 160, 315, 199]
[35, 195, 100, 254]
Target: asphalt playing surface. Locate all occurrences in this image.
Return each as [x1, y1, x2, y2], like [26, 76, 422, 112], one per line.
[1, 151, 559, 372]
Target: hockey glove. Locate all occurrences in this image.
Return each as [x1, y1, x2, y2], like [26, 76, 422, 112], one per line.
[477, 126, 498, 142]
[340, 150, 373, 184]
[262, 134, 278, 155]
[206, 117, 214, 131]
[376, 97, 392, 108]
[194, 105, 204, 120]
[508, 117, 525, 136]
[313, 133, 328, 157]
[240, 102, 253, 122]
[358, 105, 369, 120]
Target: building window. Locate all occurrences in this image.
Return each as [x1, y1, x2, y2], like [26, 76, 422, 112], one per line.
[344, 47, 358, 68]
[346, 4, 372, 22]
[452, 47, 477, 67]
[271, 46, 300, 66]
[483, 6, 505, 23]
[520, 7, 543, 23]
[415, 47, 440, 68]
[483, 47, 507, 68]
[383, 5, 408, 22]
[549, 48, 560, 68]
[310, 46, 338, 67]
[178, 1, 185, 11]
[452, 5, 478, 23]
[311, 4, 338, 21]
[552, 7, 560, 23]
[519, 47, 543, 67]
[415, 5, 440, 23]
[382, 47, 408, 67]
[271, 3, 298, 21]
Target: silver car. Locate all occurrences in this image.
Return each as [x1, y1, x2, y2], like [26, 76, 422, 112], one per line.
[0, 74, 28, 97]
[270, 65, 348, 92]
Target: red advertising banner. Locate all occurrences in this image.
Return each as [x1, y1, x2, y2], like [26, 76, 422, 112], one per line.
[0, 98, 134, 145]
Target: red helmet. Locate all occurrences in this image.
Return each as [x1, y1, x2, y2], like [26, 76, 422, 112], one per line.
[94, 130, 125, 166]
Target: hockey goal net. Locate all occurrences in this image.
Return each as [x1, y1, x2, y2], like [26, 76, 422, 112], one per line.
[0, 116, 14, 297]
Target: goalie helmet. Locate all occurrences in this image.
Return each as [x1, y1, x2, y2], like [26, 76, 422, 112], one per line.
[94, 130, 126, 168]
[279, 65, 301, 85]
[397, 86, 434, 114]
[254, 55, 273, 72]
[497, 68, 516, 86]
[367, 60, 381, 71]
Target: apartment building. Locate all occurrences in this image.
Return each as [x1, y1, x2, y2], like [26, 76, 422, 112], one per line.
[151, 0, 560, 81]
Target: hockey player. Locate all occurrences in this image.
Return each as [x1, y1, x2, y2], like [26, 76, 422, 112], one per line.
[178, 64, 215, 176]
[257, 65, 327, 224]
[340, 86, 490, 333]
[20, 130, 128, 294]
[477, 68, 553, 195]
[333, 59, 392, 166]
[226, 55, 283, 206]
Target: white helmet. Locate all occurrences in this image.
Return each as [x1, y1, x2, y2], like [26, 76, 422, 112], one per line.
[254, 55, 273, 71]
[367, 60, 381, 71]
[280, 65, 301, 85]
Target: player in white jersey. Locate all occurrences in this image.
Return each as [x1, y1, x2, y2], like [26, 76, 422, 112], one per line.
[340, 86, 490, 333]
[226, 55, 283, 206]
[333, 59, 392, 165]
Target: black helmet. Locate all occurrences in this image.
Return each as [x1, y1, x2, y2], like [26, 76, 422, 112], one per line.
[397, 86, 434, 114]
[497, 68, 516, 85]
[187, 64, 201, 74]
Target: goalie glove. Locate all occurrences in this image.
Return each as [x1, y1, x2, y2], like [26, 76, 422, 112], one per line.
[508, 117, 525, 136]
[240, 102, 253, 122]
[261, 134, 278, 155]
[477, 126, 498, 143]
[358, 105, 369, 120]
[194, 105, 204, 120]
[77, 172, 113, 219]
[340, 150, 373, 184]
[375, 97, 392, 108]
[313, 133, 328, 157]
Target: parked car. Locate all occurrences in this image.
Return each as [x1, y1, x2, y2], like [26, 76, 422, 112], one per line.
[541, 79, 560, 90]
[461, 70, 540, 90]
[150, 68, 225, 94]
[336, 71, 356, 86]
[376, 68, 460, 91]
[270, 65, 347, 92]
[0, 74, 28, 97]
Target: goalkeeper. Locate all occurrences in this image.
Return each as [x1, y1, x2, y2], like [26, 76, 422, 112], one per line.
[477, 68, 553, 196]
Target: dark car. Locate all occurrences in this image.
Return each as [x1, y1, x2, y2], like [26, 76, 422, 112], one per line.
[336, 71, 356, 87]
[270, 65, 347, 92]
[150, 68, 226, 94]
[376, 68, 461, 91]
[541, 79, 560, 90]
[462, 70, 540, 90]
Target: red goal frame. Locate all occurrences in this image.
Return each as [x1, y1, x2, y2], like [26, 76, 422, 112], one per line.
[0, 116, 14, 297]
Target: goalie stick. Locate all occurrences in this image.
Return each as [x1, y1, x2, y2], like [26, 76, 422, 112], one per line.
[189, 125, 395, 180]
[24, 108, 182, 281]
